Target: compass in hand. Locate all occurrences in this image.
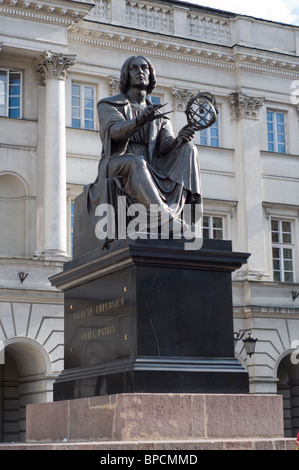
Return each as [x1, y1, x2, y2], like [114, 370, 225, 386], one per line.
[185, 92, 219, 131]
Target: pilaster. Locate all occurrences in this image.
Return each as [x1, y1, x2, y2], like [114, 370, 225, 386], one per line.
[230, 92, 266, 281]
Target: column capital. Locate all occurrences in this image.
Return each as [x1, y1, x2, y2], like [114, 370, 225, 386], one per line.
[172, 87, 198, 111]
[108, 76, 120, 95]
[35, 50, 77, 85]
[230, 92, 264, 120]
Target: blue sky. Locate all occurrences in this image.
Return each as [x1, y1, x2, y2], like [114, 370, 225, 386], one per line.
[179, 0, 299, 25]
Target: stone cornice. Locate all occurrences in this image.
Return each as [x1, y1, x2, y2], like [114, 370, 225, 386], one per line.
[68, 24, 299, 78]
[0, 0, 93, 25]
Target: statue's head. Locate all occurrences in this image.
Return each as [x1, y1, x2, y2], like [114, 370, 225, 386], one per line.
[120, 55, 157, 94]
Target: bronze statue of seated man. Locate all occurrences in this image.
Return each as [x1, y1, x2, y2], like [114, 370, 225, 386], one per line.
[87, 55, 202, 240]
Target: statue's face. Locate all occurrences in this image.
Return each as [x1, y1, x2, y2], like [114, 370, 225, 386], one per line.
[128, 57, 150, 90]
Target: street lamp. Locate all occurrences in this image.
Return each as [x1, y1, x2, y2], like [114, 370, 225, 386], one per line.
[234, 329, 258, 357]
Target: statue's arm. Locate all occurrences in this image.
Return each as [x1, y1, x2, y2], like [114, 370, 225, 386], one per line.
[159, 121, 196, 156]
[98, 102, 140, 143]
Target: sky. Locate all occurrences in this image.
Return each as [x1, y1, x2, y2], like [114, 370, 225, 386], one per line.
[178, 0, 299, 26]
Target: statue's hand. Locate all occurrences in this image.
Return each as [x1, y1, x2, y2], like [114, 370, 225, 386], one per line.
[177, 125, 195, 142]
[136, 104, 167, 127]
[175, 125, 195, 149]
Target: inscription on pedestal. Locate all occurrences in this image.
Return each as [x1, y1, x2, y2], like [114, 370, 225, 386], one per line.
[64, 270, 135, 369]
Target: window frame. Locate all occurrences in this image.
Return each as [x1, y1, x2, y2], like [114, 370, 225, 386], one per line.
[203, 214, 225, 240]
[199, 118, 220, 148]
[267, 109, 287, 154]
[71, 82, 96, 130]
[271, 218, 295, 283]
[0, 68, 22, 119]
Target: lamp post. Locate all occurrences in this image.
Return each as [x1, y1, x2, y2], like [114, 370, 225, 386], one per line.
[234, 329, 258, 357]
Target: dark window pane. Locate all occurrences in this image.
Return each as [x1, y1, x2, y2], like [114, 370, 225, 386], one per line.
[272, 247, 280, 259]
[84, 120, 94, 130]
[282, 221, 291, 233]
[273, 260, 280, 270]
[72, 118, 80, 128]
[283, 248, 293, 260]
[72, 84, 80, 96]
[203, 228, 209, 239]
[213, 217, 223, 229]
[284, 271, 294, 283]
[9, 108, 20, 118]
[84, 109, 94, 120]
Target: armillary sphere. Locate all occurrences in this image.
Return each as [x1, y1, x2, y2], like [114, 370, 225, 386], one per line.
[185, 92, 219, 131]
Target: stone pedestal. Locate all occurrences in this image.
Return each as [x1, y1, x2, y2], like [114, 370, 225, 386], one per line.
[26, 393, 285, 445]
[50, 191, 250, 399]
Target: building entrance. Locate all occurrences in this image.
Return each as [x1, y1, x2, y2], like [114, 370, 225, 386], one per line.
[0, 339, 53, 442]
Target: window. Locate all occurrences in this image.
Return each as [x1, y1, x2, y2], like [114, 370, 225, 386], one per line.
[72, 83, 95, 130]
[0, 70, 22, 119]
[203, 215, 224, 239]
[271, 219, 294, 282]
[149, 95, 162, 105]
[200, 120, 219, 147]
[267, 111, 286, 153]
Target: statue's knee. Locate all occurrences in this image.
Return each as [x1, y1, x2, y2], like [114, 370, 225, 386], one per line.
[129, 154, 146, 170]
[182, 141, 195, 152]
[179, 141, 197, 158]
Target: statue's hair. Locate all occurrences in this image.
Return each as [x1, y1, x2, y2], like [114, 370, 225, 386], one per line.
[119, 56, 157, 94]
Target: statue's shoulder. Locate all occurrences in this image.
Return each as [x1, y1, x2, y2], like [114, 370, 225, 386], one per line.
[98, 93, 128, 108]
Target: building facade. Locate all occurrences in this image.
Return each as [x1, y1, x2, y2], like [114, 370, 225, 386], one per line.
[0, 0, 299, 441]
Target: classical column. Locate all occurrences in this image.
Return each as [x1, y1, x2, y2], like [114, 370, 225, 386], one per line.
[35, 51, 77, 259]
[230, 92, 265, 281]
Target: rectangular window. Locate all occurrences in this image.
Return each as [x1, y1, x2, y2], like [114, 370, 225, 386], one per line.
[267, 111, 286, 154]
[203, 215, 224, 239]
[0, 69, 21, 119]
[72, 83, 95, 130]
[200, 120, 219, 147]
[271, 219, 294, 282]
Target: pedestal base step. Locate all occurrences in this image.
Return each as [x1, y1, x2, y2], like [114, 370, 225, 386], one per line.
[0, 438, 296, 451]
[25, 393, 286, 444]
